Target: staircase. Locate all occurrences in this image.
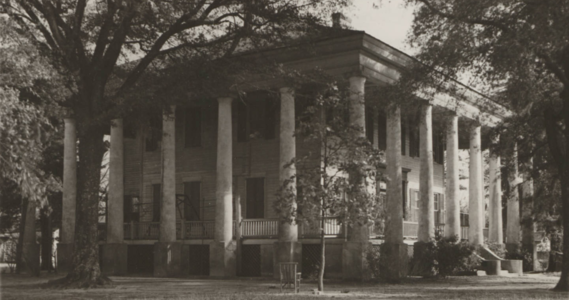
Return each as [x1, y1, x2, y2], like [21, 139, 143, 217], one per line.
[476, 246, 523, 276]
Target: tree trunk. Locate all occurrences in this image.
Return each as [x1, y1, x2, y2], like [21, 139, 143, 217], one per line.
[553, 86, 569, 291]
[553, 172, 569, 291]
[40, 205, 54, 271]
[50, 126, 111, 288]
[15, 196, 27, 274]
[318, 209, 325, 292]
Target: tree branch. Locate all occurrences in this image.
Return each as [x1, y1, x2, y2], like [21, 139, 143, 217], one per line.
[416, 0, 511, 32]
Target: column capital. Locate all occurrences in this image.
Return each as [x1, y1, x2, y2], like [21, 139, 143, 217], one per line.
[217, 97, 233, 105]
[279, 87, 295, 95]
[349, 75, 367, 86]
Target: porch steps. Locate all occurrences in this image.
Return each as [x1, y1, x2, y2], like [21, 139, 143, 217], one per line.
[477, 246, 523, 277]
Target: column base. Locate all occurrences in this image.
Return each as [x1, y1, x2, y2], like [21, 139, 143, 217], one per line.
[22, 243, 40, 275]
[380, 242, 409, 282]
[273, 241, 302, 279]
[506, 243, 521, 254]
[210, 241, 237, 277]
[56, 243, 74, 273]
[101, 243, 128, 275]
[410, 241, 436, 277]
[342, 241, 371, 281]
[153, 242, 182, 277]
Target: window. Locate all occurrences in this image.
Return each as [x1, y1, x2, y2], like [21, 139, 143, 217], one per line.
[152, 184, 161, 222]
[184, 182, 201, 221]
[145, 116, 162, 152]
[377, 111, 386, 150]
[185, 107, 202, 148]
[236, 92, 277, 142]
[433, 130, 445, 164]
[401, 117, 407, 155]
[246, 178, 265, 218]
[365, 107, 374, 143]
[409, 118, 420, 157]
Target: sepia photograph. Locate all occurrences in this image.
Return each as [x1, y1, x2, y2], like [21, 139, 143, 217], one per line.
[0, 0, 567, 299]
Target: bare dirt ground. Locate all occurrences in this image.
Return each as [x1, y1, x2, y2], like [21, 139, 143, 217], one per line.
[0, 272, 566, 300]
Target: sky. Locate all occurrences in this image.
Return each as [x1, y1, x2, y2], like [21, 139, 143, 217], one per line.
[347, 0, 417, 55]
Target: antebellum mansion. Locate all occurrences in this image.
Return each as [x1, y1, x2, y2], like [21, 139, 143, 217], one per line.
[57, 25, 525, 279]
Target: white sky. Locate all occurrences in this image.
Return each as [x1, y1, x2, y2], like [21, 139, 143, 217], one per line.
[347, 0, 417, 55]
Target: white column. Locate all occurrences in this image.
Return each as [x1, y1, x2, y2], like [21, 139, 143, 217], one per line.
[488, 135, 503, 244]
[418, 103, 434, 242]
[62, 118, 77, 244]
[160, 106, 176, 243]
[279, 87, 298, 242]
[349, 76, 366, 136]
[215, 97, 233, 245]
[107, 119, 124, 243]
[468, 124, 484, 245]
[445, 115, 460, 239]
[385, 106, 403, 244]
[348, 75, 368, 242]
[506, 143, 521, 248]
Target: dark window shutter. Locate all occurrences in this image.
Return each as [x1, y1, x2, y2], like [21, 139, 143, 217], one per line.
[264, 97, 277, 139]
[246, 178, 265, 218]
[365, 107, 374, 143]
[402, 181, 408, 220]
[401, 117, 406, 155]
[124, 196, 133, 223]
[237, 100, 248, 142]
[377, 111, 386, 150]
[185, 107, 202, 147]
[152, 184, 161, 222]
[184, 182, 201, 221]
[145, 116, 162, 152]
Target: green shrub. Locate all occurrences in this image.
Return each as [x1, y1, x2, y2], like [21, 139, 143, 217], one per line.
[437, 236, 479, 277]
[365, 244, 382, 280]
[366, 236, 478, 279]
[505, 244, 534, 272]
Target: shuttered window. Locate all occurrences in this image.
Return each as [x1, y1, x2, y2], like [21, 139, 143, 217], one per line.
[377, 111, 386, 150]
[401, 117, 407, 155]
[152, 184, 161, 222]
[184, 182, 201, 221]
[185, 107, 202, 148]
[365, 107, 374, 143]
[409, 119, 420, 157]
[237, 100, 248, 142]
[145, 116, 162, 152]
[236, 92, 277, 142]
[246, 178, 265, 218]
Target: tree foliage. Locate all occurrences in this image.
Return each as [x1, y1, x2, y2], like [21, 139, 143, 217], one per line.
[275, 81, 384, 292]
[1, 0, 351, 287]
[403, 0, 569, 291]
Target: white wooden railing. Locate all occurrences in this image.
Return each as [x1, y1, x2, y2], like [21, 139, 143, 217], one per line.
[112, 219, 483, 241]
[241, 218, 278, 238]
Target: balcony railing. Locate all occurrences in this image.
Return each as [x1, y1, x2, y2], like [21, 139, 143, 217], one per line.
[241, 218, 278, 238]
[99, 218, 485, 241]
[299, 217, 344, 238]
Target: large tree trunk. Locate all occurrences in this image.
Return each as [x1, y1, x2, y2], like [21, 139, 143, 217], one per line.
[553, 173, 569, 291]
[50, 125, 110, 288]
[40, 205, 54, 271]
[553, 86, 569, 291]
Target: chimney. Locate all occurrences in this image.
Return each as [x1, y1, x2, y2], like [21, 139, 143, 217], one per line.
[332, 12, 345, 29]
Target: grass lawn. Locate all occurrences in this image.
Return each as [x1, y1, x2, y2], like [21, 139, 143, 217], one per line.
[0, 272, 566, 299]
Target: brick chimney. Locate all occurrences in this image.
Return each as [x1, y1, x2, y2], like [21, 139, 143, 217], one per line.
[332, 12, 346, 29]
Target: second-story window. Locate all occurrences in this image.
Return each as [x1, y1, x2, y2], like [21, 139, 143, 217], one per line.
[236, 91, 277, 142]
[184, 107, 202, 148]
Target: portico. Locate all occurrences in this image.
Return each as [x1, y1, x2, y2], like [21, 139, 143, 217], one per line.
[58, 29, 521, 278]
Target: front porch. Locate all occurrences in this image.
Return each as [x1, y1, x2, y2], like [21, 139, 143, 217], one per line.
[97, 218, 482, 242]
